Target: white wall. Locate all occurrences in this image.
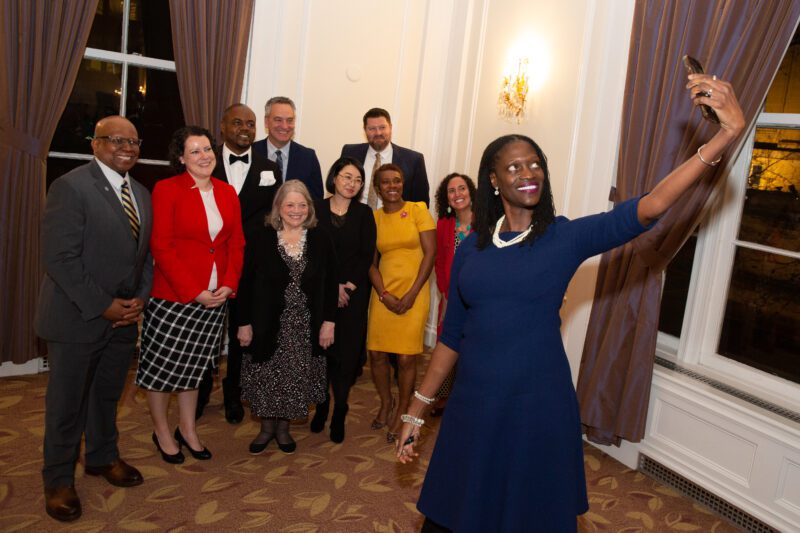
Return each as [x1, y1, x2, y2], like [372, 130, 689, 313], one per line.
[240, 1, 800, 530]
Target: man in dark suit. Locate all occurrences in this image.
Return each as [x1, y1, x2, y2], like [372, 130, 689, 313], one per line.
[252, 96, 324, 199]
[196, 103, 282, 424]
[340, 107, 430, 207]
[35, 116, 152, 522]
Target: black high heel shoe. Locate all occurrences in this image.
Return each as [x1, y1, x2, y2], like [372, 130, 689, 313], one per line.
[174, 428, 212, 460]
[152, 432, 185, 464]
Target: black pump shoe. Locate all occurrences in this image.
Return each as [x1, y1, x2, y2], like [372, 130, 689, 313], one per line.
[174, 428, 212, 460]
[152, 432, 185, 464]
[310, 399, 330, 433]
[277, 438, 297, 454]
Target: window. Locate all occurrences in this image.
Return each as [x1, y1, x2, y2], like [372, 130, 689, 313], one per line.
[658, 33, 800, 405]
[47, 0, 184, 190]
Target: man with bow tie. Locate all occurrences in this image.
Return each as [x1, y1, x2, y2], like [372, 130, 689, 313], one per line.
[196, 103, 282, 423]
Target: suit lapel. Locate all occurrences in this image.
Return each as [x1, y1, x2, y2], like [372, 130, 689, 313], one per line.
[91, 161, 138, 244]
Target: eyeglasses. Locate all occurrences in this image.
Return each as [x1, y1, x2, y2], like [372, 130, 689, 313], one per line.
[337, 174, 363, 185]
[95, 136, 143, 147]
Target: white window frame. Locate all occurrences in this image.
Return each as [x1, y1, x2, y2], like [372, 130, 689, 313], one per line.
[657, 112, 800, 411]
[48, 0, 175, 166]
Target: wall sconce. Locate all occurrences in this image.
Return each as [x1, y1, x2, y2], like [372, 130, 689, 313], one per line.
[498, 57, 529, 124]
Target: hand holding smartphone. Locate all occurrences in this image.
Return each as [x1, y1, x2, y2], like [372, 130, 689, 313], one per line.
[682, 55, 720, 124]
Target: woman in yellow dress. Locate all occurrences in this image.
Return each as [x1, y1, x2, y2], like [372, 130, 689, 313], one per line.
[367, 164, 436, 442]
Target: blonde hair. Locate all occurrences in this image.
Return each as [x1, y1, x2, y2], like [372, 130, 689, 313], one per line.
[267, 180, 318, 230]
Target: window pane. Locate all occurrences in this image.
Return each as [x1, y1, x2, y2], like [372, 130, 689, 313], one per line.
[46, 158, 91, 190]
[126, 67, 185, 161]
[740, 127, 800, 252]
[658, 235, 697, 337]
[50, 59, 122, 155]
[132, 163, 175, 192]
[127, 0, 175, 60]
[763, 35, 800, 113]
[87, 0, 124, 51]
[718, 247, 800, 384]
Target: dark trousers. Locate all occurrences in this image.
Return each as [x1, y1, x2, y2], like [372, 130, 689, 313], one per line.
[42, 325, 137, 488]
[199, 300, 242, 404]
[224, 299, 243, 388]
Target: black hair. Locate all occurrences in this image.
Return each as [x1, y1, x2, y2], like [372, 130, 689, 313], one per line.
[473, 134, 556, 249]
[168, 126, 216, 174]
[325, 156, 366, 201]
[435, 173, 476, 219]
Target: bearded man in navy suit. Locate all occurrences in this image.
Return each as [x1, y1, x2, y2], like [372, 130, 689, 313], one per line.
[196, 103, 282, 423]
[340, 107, 429, 207]
[252, 96, 324, 199]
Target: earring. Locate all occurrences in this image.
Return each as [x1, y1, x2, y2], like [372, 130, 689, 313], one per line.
[447, 206, 452, 214]
[494, 187, 500, 196]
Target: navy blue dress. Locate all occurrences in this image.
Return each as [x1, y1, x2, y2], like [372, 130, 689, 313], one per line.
[417, 197, 650, 532]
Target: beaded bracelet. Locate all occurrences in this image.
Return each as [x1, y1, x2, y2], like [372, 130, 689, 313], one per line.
[414, 390, 436, 405]
[697, 144, 722, 167]
[401, 413, 425, 427]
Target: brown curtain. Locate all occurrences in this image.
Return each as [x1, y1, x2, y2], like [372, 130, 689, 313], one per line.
[577, 0, 800, 446]
[169, 0, 254, 135]
[0, 0, 98, 364]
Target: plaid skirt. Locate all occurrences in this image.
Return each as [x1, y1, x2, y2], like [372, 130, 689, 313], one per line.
[136, 298, 226, 392]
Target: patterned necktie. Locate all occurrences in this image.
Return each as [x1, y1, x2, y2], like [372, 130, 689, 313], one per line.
[120, 181, 140, 240]
[367, 152, 381, 209]
[275, 149, 284, 177]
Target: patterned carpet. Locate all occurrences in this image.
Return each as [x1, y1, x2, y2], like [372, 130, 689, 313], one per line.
[0, 356, 740, 532]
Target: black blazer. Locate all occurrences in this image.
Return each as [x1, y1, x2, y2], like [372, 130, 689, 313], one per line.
[213, 147, 282, 239]
[237, 225, 338, 363]
[252, 138, 324, 200]
[314, 199, 376, 288]
[339, 142, 430, 205]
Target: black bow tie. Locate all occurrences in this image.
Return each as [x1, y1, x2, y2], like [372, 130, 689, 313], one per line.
[229, 153, 249, 165]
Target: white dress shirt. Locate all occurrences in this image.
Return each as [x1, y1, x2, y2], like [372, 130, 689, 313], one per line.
[222, 145, 252, 195]
[362, 144, 393, 209]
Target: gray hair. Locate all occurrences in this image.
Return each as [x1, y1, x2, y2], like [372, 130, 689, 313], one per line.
[267, 180, 318, 230]
[264, 96, 296, 117]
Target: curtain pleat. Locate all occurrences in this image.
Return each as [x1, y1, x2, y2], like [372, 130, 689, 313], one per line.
[169, 0, 254, 135]
[0, 0, 98, 364]
[577, 0, 800, 446]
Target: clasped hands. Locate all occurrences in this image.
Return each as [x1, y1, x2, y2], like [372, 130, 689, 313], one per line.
[103, 297, 144, 328]
[380, 289, 418, 315]
[195, 286, 233, 308]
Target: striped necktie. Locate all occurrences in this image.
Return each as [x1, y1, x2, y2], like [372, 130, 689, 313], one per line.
[367, 152, 381, 209]
[120, 181, 140, 240]
[275, 149, 284, 177]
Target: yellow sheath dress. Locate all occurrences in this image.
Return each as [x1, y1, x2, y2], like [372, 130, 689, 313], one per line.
[367, 201, 436, 354]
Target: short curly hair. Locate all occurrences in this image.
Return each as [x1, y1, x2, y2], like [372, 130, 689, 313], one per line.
[434, 173, 476, 219]
[168, 126, 216, 174]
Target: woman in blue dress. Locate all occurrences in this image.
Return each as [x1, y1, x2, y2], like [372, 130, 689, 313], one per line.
[396, 74, 745, 532]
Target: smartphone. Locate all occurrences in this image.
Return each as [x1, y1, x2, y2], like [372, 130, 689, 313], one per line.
[682, 55, 720, 124]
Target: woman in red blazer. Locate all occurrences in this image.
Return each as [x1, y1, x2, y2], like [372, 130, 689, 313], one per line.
[432, 173, 475, 415]
[136, 126, 245, 464]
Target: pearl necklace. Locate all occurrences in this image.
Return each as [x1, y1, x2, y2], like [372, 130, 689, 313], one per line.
[492, 215, 532, 248]
[278, 229, 307, 259]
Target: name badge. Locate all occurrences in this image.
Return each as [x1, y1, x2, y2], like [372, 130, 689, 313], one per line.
[259, 171, 276, 186]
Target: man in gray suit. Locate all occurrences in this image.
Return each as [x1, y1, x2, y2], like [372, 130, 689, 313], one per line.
[35, 116, 152, 522]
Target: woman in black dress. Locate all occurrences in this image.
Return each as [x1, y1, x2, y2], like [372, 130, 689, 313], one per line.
[310, 157, 377, 442]
[237, 180, 338, 454]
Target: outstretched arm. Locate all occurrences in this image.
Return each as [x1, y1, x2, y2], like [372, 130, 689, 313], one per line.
[638, 74, 746, 226]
